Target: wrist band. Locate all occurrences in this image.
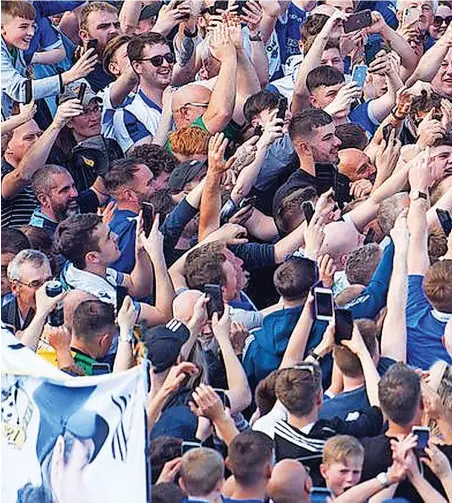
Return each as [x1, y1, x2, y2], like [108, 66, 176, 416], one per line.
[249, 31, 262, 42]
[184, 26, 198, 38]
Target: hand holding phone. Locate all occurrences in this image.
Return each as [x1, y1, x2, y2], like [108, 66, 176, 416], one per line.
[314, 287, 334, 321]
[181, 441, 202, 456]
[203, 284, 224, 319]
[77, 82, 87, 104]
[142, 202, 155, 237]
[343, 10, 372, 34]
[87, 39, 98, 52]
[412, 426, 430, 456]
[334, 309, 353, 344]
[276, 96, 288, 121]
[352, 65, 368, 89]
[302, 201, 315, 225]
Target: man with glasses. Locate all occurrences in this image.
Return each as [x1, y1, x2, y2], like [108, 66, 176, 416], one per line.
[2, 249, 52, 333]
[113, 33, 175, 154]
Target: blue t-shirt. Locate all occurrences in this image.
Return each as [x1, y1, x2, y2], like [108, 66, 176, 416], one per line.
[349, 101, 380, 137]
[23, 17, 62, 64]
[319, 357, 395, 421]
[406, 275, 452, 369]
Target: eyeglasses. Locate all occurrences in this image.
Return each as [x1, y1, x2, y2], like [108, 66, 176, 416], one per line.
[182, 102, 209, 109]
[432, 15, 452, 27]
[137, 52, 175, 67]
[15, 277, 52, 289]
[81, 104, 101, 117]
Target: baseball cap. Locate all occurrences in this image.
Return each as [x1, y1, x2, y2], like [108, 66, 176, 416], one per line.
[58, 79, 102, 109]
[144, 319, 190, 373]
[139, 2, 162, 21]
[168, 159, 207, 192]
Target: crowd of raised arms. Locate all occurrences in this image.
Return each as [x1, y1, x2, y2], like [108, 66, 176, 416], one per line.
[2, 0, 452, 501]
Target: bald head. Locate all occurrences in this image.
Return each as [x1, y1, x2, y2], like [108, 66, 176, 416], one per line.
[173, 289, 203, 323]
[321, 221, 364, 271]
[172, 85, 212, 129]
[63, 289, 97, 331]
[267, 459, 311, 503]
[338, 148, 375, 182]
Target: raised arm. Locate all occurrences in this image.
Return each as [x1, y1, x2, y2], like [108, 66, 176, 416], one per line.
[1, 99, 83, 200]
[242, 1, 269, 87]
[202, 26, 238, 133]
[114, 296, 138, 372]
[380, 211, 409, 363]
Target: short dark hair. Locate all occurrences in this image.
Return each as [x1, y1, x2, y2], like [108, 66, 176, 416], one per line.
[150, 436, 183, 484]
[333, 320, 379, 378]
[1, 228, 30, 255]
[127, 32, 168, 62]
[128, 144, 177, 177]
[104, 158, 146, 195]
[345, 244, 382, 286]
[228, 431, 274, 486]
[255, 370, 278, 416]
[432, 133, 452, 148]
[301, 13, 328, 47]
[184, 242, 227, 290]
[53, 213, 102, 269]
[73, 300, 115, 343]
[378, 363, 421, 426]
[288, 109, 333, 142]
[411, 91, 444, 115]
[306, 65, 345, 94]
[335, 123, 369, 151]
[273, 186, 317, 236]
[274, 258, 317, 300]
[148, 188, 177, 221]
[275, 365, 322, 417]
[103, 34, 132, 76]
[243, 90, 279, 122]
[152, 483, 185, 503]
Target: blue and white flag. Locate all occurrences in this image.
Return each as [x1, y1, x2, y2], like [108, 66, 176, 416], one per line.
[2, 328, 148, 503]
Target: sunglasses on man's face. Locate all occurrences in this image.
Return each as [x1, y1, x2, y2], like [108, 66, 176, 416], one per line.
[432, 15, 452, 27]
[138, 52, 175, 67]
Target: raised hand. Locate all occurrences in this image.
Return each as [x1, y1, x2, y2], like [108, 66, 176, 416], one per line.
[317, 254, 336, 289]
[46, 324, 72, 352]
[97, 201, 117, 226]
[304, 210, 326, 261]
[52, 99, 84, 129]
[190, 383, 226, 421]
[240, 0, 263, 34]
[423, 442, 452, 479]
[417, 110, 446, 149]
[35, 282, 67, 317]
[139, 213, 165, 266]
[258, 108, 284, 148]
[208, 132, 231, 175]
[230, 321, 249, 355]
[390, 208, 409, 252]
[408, 148, 433, 191]
[350, 179, 373, 200]
[208, 24, 235, 62]
[324, 82, 362, 118]
[18, 101, 37, 122]
[159, 361, 199, 396]
[212, 305, 232, 345]
[66, 48, 98, 82]
[117, 295, 138, 332]
[156, 457, 181, 484]
[208, 222, 248, 245]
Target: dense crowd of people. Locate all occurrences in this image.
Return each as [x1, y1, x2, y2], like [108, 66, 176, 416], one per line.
[2, 0, 452, 501]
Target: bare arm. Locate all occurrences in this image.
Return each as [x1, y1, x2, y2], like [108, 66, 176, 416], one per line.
[113, 296, 138, 373]
[0, 102, 36, 135]
[119, 0, 142, 34]
[30, 45, 66, 65]
[108, 64, 138, 109]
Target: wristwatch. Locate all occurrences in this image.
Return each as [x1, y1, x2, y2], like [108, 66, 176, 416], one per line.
[249, 31, 263, 42]
[376, 471, 391, 488]
[410, 190, 428, 202]
[308, 349, 322, 362]
[119, 329, 134, 344]
[390, 105, 406, 121]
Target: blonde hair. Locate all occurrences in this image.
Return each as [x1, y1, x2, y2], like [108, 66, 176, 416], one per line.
[79, 2, 118, 32]
[323, 435, 364, 466]
[180, 448, 224, 496]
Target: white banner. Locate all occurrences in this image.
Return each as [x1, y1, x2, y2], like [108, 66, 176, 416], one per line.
[1, 328, 149, 503]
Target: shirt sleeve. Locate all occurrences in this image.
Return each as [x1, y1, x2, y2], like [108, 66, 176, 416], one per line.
[230, 242, 276, 270]
[406, 275, 431, 316]
[37, 18, 63, 52]
[334, 406, 384, 437]
[113, 109, 153, 153]
[348, 240, 394, 319]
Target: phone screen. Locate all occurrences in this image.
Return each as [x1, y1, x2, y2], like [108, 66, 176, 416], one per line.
[352, 65, 367, 89]
[413, 427, 430, 451]
[310, 487, 333, 503]
[181, 442, 202, 455]
[365, 39, 382, 65]
[315, 289, 334, 320]
[344, 10, 372, 33]
[334, 309, 353, 344]
[403, 7, 420, 25]
[203, 284, 224, 319]
[142, 202, 154, 236]
[276, 96, 288, 120]
[436, 209, 452, 237]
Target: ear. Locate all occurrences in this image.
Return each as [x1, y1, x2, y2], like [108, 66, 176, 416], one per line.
[37, 193, 50, 209]
[131, 60, 142, 76]
[108, 61, 119, 78]
[251, 118, 259, 128]
[10, 280, 19, 296]
[79, 29, 90, 45]
[305, 475, 313, 494]
[225, 456, 232, 471]
[309, 94, 318, 108]
[315, 388, 323, 407]
[299, 140, 312, 157]
[99, 332, 111, 348]
[320, 463, 328, 480]
[198, 16, 207, 29]
[178, 477, 187, 492]
[85, 250, 99, 265]
[340, 254, 348, 269]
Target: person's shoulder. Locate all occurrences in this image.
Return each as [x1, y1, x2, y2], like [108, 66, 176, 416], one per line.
[1, 159, 14, 175]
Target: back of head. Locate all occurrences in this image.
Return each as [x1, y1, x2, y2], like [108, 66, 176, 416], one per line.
[273, 258, 316, 301]
[267, 459, 311, 503]
[227, 431, 274, 487]
[335, 123, 369, 151]
[255, 370, 279, 416]
[180, 448, 224, 497]
[168, 126, 210, 158]
[301, 13, 329, 50]
[152, 483, 185, 503]
[184, 242, 227, 290]
[275, 365, 322, 417]
[345, 244, 382, 286]
[72, 300, 115, 343]
[274, 186, 317, 236]
[306, 65, 345, 95]
[377, 193, 409, 236]
[333, 319, 378, 378]
[244, 90, 279, 122]
[103, 34, 132, 77]
[54, 213, 102, 269]
[322, 435, 364, 467]
[288, 109, 333, 143]
[104, 158, 145, 196]
[63, 290, 97, 332]
[172, 290, 203, 323]
[378, 362, 421, 427]
[150, 436, 183, 484]
[423, 260, 452, 313]
[1, 228, 30, 255]
[129, 144, 177, 177]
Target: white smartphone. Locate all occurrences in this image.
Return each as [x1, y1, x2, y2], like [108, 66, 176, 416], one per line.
[403, 7, 420, 26]
[314, 287, 334, 321]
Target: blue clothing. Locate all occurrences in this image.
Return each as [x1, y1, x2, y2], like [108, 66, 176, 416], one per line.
[29, 208, 58, 236]
[319, 357, 395, 421]
[243, 305, 330, 394]
[349, 101, 380, 137]
[357, 1, 398, 30]
[86, 62, 114, 93]
[23, 17, 62, 64]
[406, 275, 452, 370]
[347, 240, 394, 319]
[230, 242, 275, 271]
[275, 3, 306, 64]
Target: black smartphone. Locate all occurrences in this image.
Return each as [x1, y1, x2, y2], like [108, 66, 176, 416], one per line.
[276, 96, 288, 121]
[87, 39, 98, 51]
[214, 0, 229, 12]
[365, 39, 382, 66]
[310, 487, 334, 503]
[239, 195, 257, 209]
[181, 441, 202, 455]
[364, 228, 376, 245]
[203, 284, 224, 319]
[254, 124, 263, 137]
[302, 201, 315, 224]
[92, 363, 111, 375]
[412, 426, 430, 455]
[436, 209, 452, 237]
[343, 9, 372, 34]
[77, 82, 87, 103]
[24, 79, 33, 105]
[334, 309, 353, 345]
[314, 287, 334, 321]
[236, 0, 247, 16]
[382, 124, 393, 144]
[142, 202, 155, 236]
[316, 163, 335, 195]
[335, 173, 352, 206]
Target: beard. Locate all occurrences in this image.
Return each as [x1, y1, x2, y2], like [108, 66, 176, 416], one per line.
[53, 201, 79, 222]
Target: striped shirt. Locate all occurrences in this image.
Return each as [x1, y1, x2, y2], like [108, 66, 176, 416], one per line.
[112, 89, 162, 154]
[1, 159, 38, 229]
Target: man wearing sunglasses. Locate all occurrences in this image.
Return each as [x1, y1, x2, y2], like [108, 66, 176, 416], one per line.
[112, 32, 175, 154]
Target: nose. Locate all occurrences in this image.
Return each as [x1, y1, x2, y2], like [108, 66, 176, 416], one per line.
[112, 232, 118, 243]
[70, 187, 78, 198]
